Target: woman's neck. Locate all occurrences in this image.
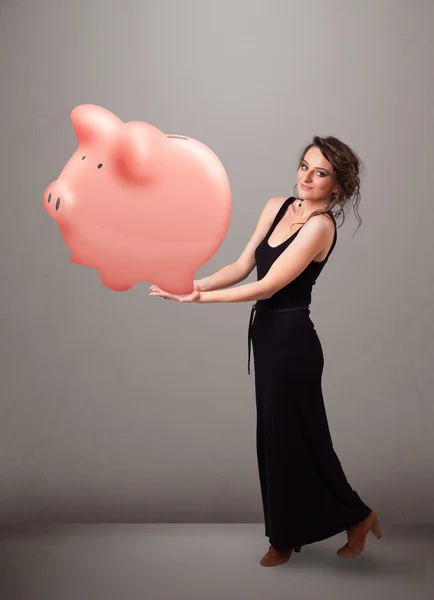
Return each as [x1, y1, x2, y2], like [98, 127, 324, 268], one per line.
[292, 196, 328, 220]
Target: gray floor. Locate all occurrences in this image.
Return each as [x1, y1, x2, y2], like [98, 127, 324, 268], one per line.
[1, 523, 433, 600]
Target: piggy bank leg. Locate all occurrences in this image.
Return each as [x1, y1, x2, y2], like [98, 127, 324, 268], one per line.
[98, 267, 137, 292]
[70, 253, 90, 267]
[151, 267, 197, 296]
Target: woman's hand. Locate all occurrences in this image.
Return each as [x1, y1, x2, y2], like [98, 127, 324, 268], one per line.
[149, 284, 201, 303]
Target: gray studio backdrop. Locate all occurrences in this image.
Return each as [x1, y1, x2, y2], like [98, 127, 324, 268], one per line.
[1, 0, 433, 524]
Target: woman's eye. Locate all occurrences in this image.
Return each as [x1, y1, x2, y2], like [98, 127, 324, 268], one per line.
[301, 164, 325, 177]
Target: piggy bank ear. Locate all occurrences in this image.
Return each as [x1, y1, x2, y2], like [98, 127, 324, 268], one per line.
[71, 104, 122, 144]
[115, 121, 170, 182]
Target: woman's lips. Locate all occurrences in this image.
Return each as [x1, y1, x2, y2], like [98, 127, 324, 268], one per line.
[300, 184, 312, 190]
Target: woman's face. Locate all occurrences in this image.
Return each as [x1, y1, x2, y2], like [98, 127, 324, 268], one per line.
[297, 146, 337, 202]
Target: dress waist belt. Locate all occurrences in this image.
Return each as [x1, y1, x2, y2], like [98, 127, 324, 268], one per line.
[247, 302, 310, 375]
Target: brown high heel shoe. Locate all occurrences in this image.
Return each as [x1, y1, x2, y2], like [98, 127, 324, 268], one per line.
[337, 510, 382, 558]
[260, 545, 302, 567]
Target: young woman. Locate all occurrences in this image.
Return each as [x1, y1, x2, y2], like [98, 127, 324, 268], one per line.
[150, 136, 382, 567]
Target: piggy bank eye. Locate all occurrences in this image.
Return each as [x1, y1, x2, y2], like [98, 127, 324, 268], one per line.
[81, 156, 86, 160]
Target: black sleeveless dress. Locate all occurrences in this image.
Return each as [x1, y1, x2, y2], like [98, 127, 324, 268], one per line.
[248, 196, 372, 550]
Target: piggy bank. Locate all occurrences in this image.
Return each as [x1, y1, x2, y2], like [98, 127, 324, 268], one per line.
[42, 104, 232, 294]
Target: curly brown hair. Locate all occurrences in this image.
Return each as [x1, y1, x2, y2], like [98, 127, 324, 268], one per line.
[292, 135, 363, 235]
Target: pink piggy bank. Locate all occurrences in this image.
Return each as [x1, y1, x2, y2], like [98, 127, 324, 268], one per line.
[42, 104, 232, 294]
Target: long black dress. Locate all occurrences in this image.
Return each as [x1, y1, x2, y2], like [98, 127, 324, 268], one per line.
[248, 196, 372, 550]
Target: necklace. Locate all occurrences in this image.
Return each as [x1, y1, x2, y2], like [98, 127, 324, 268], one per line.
[296, 195, 330, 212]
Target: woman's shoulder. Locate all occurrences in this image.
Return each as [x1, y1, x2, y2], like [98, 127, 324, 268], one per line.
[267, 196, 291, 214]
[304, 212, 336, 243]
[307, 209, 336, 227]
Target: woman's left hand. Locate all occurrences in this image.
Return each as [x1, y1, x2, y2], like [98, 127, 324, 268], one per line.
[149, 284, 201, 303]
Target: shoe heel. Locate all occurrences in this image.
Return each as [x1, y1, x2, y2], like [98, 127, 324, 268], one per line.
[370, 518, 382, 539]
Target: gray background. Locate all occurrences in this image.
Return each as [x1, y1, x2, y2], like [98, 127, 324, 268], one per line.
[1, 0, 434, 527]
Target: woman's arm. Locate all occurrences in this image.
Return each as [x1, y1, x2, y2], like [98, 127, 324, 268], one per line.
[198, 280, 270, 303]
[198, 215, 331, 304]
[195, 197, 284, 292]
[194, 263, 246, 292]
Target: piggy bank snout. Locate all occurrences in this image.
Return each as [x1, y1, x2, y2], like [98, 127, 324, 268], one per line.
[43, 181, 70, 217]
